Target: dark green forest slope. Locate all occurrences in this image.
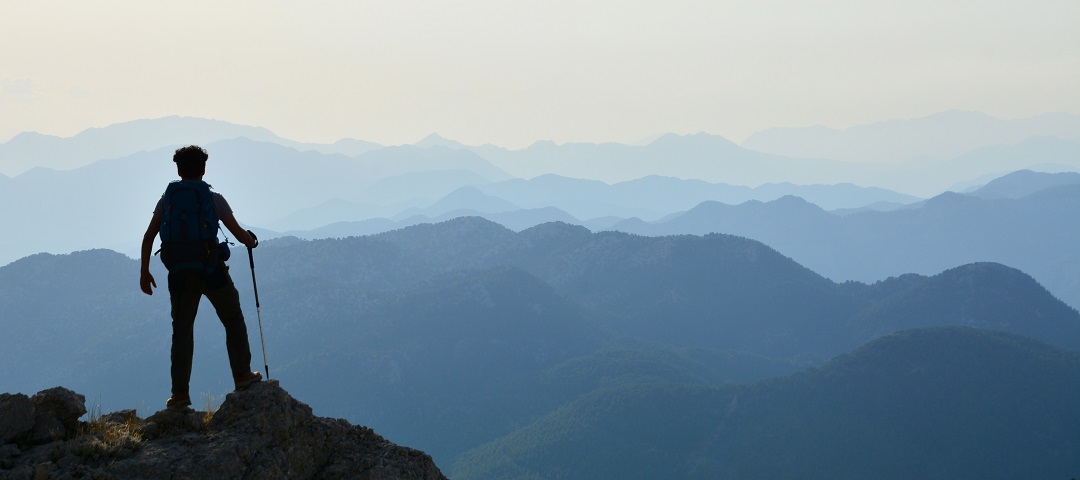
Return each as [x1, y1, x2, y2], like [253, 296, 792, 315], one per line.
[455, 327, 1080, 480]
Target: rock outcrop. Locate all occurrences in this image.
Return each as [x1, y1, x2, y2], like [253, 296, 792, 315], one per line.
[0, 381, 447, 480]
[0, 388, 86, 447]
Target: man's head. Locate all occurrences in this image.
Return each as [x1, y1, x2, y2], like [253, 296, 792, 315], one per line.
[173, 145, 208, 179]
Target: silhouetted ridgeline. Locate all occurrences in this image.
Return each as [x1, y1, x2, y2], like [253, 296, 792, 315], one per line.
[1, 218, 1079, 473]
[0, 381, 446, 479]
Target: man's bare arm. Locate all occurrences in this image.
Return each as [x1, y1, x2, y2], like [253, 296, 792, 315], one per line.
[221, 213, 257, 248]
[140, 212, 162, 295]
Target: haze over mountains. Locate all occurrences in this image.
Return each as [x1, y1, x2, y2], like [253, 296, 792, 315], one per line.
[3, 111, 1080, 477]
[2, 112, 1078, 309]
[0, 116, 382, 176]
[1, 111, 1077, 259]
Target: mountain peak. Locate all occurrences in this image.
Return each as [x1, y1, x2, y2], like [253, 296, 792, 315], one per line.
[647, 132, 738, 149]
[0, 381, 447, 479]
[526, 139, 558, 149]
[5, 131, 62, 145]
[415, 133, 467, 149]
[971, 169, 1080, 199]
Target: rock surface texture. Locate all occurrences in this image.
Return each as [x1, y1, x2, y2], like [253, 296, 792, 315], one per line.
[0, 381, 447, 480]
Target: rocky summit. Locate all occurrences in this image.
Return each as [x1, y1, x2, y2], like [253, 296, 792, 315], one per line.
[0, 381, 446, 480]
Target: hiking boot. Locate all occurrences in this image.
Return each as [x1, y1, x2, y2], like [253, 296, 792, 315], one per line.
[166, 393, 192, 411]
[234, 371, 263, 391]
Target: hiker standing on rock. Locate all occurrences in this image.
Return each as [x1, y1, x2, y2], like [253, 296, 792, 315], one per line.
[139, 145, 263, 410]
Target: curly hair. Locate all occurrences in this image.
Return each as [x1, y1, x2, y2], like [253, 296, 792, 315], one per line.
[173, 145, 208, 179]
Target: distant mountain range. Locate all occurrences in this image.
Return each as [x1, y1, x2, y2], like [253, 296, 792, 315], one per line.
[457, 131, 1080, 196]
[3, 135, 1078, 317]
[0, 138, 515, 266]
[0, 112, 1076, 260]
[2, 117, 1078, 321]
[269, 175, 920, 235]
[2, 219, 1078, 472]
[0, 115, 385, 176]
[614, 171, 1080, 309]
[967, 168, 1080, 199]
[0, 134, 921, 266]
[3, 110, 1078, 190]
[250, 170, 1080, 313]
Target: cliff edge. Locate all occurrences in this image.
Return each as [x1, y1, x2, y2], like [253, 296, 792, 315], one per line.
[0, 381, 446, 480]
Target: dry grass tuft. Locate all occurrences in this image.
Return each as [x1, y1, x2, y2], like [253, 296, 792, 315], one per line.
[202, 392, 217, 427]
[71, 403, 144, 460]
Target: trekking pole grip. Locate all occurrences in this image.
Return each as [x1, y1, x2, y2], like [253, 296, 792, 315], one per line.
[246, 229, 258, 269]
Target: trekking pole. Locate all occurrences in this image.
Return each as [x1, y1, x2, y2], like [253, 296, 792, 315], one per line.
[247, 237, 270, 380]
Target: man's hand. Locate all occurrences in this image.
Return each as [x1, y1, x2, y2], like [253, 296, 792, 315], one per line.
[140, 271, 157, 295]
[246, 229, 259, 249]
[140, 212, 162, 295]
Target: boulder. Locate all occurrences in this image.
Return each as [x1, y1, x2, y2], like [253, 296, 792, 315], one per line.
[0, 393, 34, 444]
[28, 387, 86, 443]
[100, 409, 138, 425]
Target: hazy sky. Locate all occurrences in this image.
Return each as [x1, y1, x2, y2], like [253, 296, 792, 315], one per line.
[2, 0, 1077, 148]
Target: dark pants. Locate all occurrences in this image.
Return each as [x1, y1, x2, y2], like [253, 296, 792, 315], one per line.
[168, 265, 253, 396]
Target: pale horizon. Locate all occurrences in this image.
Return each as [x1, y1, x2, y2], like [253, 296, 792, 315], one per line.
[1, 109, 1076, 150]
[2, 1, 1079, 149]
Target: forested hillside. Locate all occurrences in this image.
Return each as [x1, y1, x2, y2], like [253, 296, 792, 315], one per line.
[455, 327, 1080, 479]
[1, 218, 1077, 471]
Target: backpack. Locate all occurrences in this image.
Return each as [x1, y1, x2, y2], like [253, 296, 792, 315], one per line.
[158, 180, 221, 272]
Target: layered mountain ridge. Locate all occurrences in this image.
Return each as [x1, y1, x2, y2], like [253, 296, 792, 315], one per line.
[2, 218, 1078, 473]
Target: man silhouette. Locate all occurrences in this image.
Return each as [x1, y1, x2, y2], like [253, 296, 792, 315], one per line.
[139, 145, 262, 410]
